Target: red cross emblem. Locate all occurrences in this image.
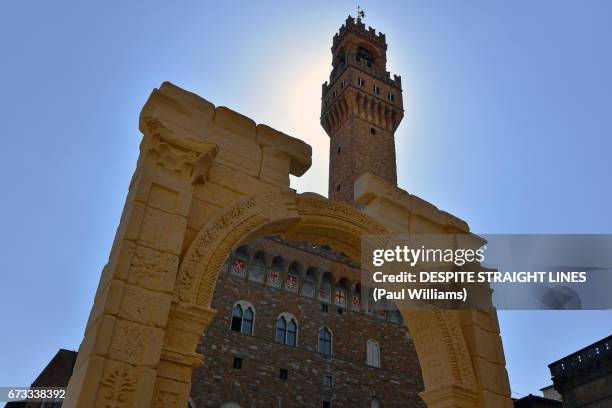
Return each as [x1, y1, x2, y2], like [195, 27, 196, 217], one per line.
[232, 259, 244, 273]
[335, 290, 346, 305]
[286, 275, 297, 289]
[351, 295, 360, 307]
[269, 270, 279, 282]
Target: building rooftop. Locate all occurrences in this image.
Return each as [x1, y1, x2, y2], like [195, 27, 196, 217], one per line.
[512, 394, 562, 408]
[549, 334, 611, 377]
[548, 334, 612, 392]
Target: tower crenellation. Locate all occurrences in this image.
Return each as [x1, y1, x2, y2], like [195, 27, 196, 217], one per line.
[332, 16, 387, 53]
[322, 14, 404, 203]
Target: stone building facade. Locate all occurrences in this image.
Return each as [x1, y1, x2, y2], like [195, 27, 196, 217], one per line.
[189, 15, 425, 408]
[4, 349, 77, 407]
[190, 238, 424, 407]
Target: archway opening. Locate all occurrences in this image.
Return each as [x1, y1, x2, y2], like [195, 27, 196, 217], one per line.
[187, 230, 423, 407]
[167, 192, 486, 408]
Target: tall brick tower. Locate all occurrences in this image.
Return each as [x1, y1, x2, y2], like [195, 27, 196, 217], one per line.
[321, 15, 404, 203]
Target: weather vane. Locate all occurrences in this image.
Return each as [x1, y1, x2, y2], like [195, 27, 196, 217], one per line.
[357, 5, 366, 21]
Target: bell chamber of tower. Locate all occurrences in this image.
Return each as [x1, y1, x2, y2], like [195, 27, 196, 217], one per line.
[321, 15, 405, 203]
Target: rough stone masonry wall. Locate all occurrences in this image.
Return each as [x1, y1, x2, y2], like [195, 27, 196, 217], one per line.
[190, 240, 425, 407]
[329, 117, 397, 203]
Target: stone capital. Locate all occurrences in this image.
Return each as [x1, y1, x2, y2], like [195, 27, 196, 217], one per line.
[139, 118, 219, 184]
[167, 301, 218, 335]
[420, 384, 479, 408]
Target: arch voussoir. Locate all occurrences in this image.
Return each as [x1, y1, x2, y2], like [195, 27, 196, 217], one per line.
[175, 190, 301, 306]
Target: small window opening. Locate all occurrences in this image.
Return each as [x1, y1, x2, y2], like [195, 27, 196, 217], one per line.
[233, 357, 242, 369]
[324, 374, 333, 387]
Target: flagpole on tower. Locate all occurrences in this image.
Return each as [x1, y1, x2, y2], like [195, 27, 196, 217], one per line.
[357, 5, 366, 22]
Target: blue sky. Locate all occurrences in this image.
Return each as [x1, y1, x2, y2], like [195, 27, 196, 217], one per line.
[1, 0, 611, 398]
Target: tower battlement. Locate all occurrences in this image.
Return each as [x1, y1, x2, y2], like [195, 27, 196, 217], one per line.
[324, 14, 401, 94]
[321, 65, 402, 95]
[332, 15, 387, 53]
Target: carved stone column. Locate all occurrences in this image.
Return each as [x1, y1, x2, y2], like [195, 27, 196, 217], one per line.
[420, 384, 479, 408]
[63, 119, 218, 408]
[152, 302, 217, 408]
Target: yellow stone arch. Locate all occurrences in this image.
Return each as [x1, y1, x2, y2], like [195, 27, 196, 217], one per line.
[174, 190, 492, 407]
[63, 82, 512, 408]
[176, 192, 386, 306]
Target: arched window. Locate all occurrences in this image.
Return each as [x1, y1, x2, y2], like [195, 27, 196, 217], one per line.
[230, 301, 254, 336]
[271, 256, 284, 270]
[249, 250, 266, 282]
[231, 246, 249, 277]
[357, 45, 376, 67]
[275, 316, 286, 343]
[275, 313, 298, 346]
[319, 272, 334, 303]
[318, 327, 332, 356]
[242, 306, 254, 335]
[371, 397, 380, 408]
[285, 261, 301, 293]
[287, 318, 297, 346]
[335, 277, 350, 308]
[231, 304, 242, 331]
[302, 267, 317, 298]
[267, 256, 284, 288]
[367, 339, 381, 368]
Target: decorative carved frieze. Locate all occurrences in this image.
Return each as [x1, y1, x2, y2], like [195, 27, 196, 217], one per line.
[99, 365, 136, 408]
